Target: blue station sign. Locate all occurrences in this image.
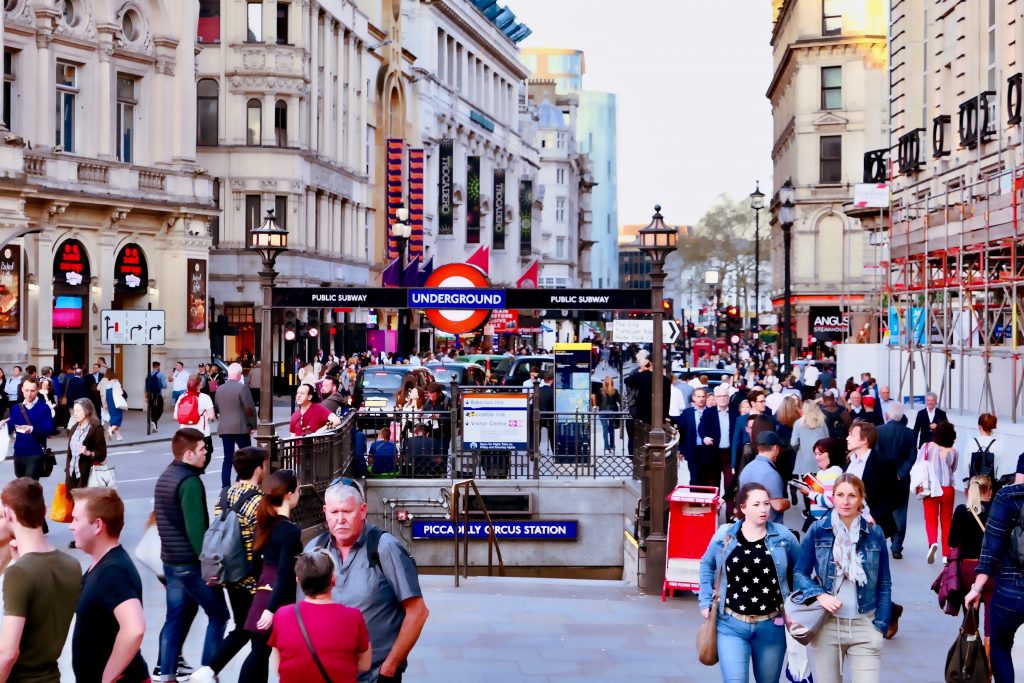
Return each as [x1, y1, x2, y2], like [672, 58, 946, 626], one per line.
[411, 520, 578, 540]
[407, 288, 506, 309]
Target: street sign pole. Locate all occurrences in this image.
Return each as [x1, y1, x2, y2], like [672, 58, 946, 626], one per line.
[146, 302, 152, 436]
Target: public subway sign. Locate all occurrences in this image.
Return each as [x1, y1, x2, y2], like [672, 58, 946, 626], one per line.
[272, 287, 655, 312]
[407, 289, 505, 309]
[411, 520, 578, 540]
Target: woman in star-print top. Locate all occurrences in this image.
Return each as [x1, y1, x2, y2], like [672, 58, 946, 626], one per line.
[699, 482, 800, 683]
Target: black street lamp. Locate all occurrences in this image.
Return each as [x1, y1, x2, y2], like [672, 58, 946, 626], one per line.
[638, 204, 678, 595]
[778, 181, 797, 376]
[749, 181, 765, 366]
[393, 207, 411, 357]
[249, 208, 289, 445]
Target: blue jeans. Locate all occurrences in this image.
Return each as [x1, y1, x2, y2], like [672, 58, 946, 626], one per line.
[172, 390, 185, 404]
[600, 413, 615, 450]
[160, 563, 229, 679]
[890, 492, 909, 554]
[716, 612, 787, 683]
[991, 582, 1024, 681]
[219, 433, 252, 488]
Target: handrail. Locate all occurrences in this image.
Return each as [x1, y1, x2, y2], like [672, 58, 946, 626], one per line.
[445, 479, 505, 587]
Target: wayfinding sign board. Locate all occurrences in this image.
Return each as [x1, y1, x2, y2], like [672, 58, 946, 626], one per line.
[462, 392, 529, 450]
[101, 309, 165, 345]
[611, 319, 681, 344]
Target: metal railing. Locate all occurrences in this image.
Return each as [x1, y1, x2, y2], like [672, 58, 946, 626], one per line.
[445, 479, 505, 587]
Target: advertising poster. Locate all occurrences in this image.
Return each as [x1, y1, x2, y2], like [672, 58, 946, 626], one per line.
[493, 169, 505, 250]
[519, 180, 532, 254]
[462, 392, 529, 450]
[54, 239, 90, 288]
[553, 342, 593, 463]
[809, 306, 850, 342]
[187, 259, 207, 332]
[114, 243, 148, 292]
[438, 139, 454, 235]
[466, 156, 481, 243]
[0, 245, 20, 334]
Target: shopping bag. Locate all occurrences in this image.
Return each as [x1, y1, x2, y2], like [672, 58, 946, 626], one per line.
[134, 523, 163, 579]
[0, 427, 11, 461]
[87, 464, 117, 488]
[945, 607, 990, 683]
[49, 483, 72, 523]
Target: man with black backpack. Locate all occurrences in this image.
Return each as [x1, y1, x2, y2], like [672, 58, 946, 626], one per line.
[191, 447, 265, 683]
[306, 478, 429, 683]
[146, 361, 167, 432]
[821, 391, 851, 442]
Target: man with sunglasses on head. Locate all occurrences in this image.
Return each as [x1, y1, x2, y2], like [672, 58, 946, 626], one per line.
[306, 478, 429, 682]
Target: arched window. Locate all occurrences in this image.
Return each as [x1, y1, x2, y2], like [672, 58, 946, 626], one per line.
[274, 99, 287, 147]
[196, 79, 218, 146]
[246, 98, 261, 145]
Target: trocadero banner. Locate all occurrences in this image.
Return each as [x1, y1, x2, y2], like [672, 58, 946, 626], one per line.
[438, 138, 454, 236]
[493, 169, 506, 251]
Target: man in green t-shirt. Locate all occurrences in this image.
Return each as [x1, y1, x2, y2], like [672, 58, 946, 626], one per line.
[0, 477, 82, 682]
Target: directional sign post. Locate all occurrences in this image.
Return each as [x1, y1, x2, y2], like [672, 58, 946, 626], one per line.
[101, 310, 166, 346]
[611, 319, 680, 344]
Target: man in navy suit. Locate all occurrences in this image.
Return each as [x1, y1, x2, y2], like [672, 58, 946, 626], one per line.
[678, 387, 721, 488]
[712, 385, 738, 511]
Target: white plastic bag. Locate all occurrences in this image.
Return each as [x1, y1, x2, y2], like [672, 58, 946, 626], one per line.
[87, 463, 117, 488]
[0, 427, 11, 461]
[134, 523, 163, 579]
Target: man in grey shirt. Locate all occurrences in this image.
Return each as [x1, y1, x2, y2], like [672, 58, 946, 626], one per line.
[213, 363, 257, 489]
[307, 480, 429, 682]
[737, 431, 791, 524]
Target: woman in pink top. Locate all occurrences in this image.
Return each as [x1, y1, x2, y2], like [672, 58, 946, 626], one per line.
[919, 421, 959, 564]
[270, 550, 370, 683]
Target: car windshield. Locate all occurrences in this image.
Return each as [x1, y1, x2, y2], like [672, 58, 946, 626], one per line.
[429, 365, 464, 383]
[360, 371, 405, 392]
[494, 357, 515, 374]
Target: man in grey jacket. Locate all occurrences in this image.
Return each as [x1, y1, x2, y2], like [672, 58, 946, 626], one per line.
[213, 363, 257, 488]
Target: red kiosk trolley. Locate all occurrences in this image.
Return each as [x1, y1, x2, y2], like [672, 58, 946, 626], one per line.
[662, 485, 721, 601]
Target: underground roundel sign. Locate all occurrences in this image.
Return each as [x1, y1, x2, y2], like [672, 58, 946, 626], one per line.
[420, 263, 495, 334]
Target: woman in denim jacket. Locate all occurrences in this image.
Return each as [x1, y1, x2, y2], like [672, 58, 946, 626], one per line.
[792, 473, 892, 683]
[699, 483, 800, 682]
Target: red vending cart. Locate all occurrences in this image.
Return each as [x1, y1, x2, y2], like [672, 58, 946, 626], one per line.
[663, 485, 721, 601]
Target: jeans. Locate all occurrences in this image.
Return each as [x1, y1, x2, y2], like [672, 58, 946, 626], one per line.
[13, 454, 43, 480]
[208, 584, 255, 673]
[991, 582, 1024, 681]
[716, 612, 786, 683]
[890, 492, 909, 554]
[160, 563, 229, 680]
[810, 614, 883, 683]
[219, 434, 252, 489]
[172, 390, 185, 404]
[600, 414, 615, 451]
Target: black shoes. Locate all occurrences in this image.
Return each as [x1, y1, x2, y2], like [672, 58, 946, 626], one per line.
[892, 550, 902, 559]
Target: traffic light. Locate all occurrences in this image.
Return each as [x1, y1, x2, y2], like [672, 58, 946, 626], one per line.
[307, 312, 320, 339]
[725, 306, 741, 336]
[662, 298, 674, 317]
[283, 310, 297, 341]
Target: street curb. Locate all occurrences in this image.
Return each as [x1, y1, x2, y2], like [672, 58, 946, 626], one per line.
[107, 419, 291, 449]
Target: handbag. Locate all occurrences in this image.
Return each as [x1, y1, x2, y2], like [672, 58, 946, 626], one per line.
[696, 533, 730, 666]
[294, 602, 334, 683]
[0, 427, 11, 461]
[18, 404, 56, 476]
[945, 607, 990, 683]
[49, 483, 72, 523]
[87, 463, 117, 488]
[134, 523, 163, 579]
[113, 385, 128, 410]
[910, 443, 942, 499]
[784, 588, 830, 645]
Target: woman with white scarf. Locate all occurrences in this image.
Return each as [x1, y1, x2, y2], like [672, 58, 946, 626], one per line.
[792, 473, 893, 683]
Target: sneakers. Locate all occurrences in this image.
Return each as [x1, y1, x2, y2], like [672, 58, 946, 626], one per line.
[152, 656, 194, 682]
[927, 542, 940, 564]
[151, 421, 159, 432]
[190, 666, 217, 683]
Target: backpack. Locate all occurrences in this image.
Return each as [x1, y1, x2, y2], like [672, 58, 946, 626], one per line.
[145, 372, 161, 396]
[200, 487, 261, 585]
[969, 439, 996, 479]
[823, 407, 848, 441]
[176, 393, 201, 425]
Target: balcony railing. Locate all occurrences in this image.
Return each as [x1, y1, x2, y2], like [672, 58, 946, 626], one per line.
[863, 149, 888, 183]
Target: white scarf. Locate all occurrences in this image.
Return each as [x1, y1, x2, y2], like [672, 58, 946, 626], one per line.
[830, 510, 867, 586]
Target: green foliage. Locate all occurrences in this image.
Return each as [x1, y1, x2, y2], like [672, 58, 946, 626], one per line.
[677, 195, 769, 283]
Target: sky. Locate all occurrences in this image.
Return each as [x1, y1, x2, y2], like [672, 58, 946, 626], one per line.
[510, 0, 776, 228]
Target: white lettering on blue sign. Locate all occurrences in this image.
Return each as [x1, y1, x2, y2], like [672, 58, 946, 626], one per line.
[411, 520, 578, 540]
[407, 289, 505, 309]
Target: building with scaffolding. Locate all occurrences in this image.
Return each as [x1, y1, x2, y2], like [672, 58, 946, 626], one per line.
[882, 0, 1024, 419]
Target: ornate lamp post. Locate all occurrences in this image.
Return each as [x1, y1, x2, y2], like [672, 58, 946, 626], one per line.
[778, 181, 797, 376]
[392, 207, 411, 357]
[638, 204, 678, 594]
[249, 208, 289, 446]
[749, 181, 765, 366]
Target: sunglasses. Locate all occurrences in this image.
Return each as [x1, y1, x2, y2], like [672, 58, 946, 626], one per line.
[329, 476, 363, 498]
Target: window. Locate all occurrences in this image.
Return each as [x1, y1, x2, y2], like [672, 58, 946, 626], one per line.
[556, 168, 565, 184]
[556, 237, 565, 258]
[365, 125, 373, 176]
[276, 3, 288, 45]
[556, 132, 566, 149]
[556, 197, 566, 222]
[246, 1, 262, 42]
[55, 61, 78, 152]
[62, 0, 77, 26]
[274, 99, 286, 146]
[246, 98, 261, 145]
[116, 75, 137, 163]
[245, 194, 262, 245]
[121, 9, 140, 42]
[211, 178, 220, 247]
[198, 0, 220, 44]
[275, 195, 287, 228]
[821, 66, 841, 110]
[987, 0, 997, 91]
[3, 50, 14, 132]
[196, 78, 218, 145]
[822, 0, 841, 35]
[819, 135, 842, 183]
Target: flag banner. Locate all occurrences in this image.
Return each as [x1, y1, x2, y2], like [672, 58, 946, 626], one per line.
[408, 148, 425, 257]
[381, 258, 401, 288]
[466, 244, 489, 275]
[418, 256, 434, 287]
[403, 256, 420, 287]
[519, 180, 533, 255]
[467, 156, 481, 243]
[516, 258, 538, 289]
[386, 138, 404, 260]
[493, 169, 506, 251]
[438, 139, 454, 235]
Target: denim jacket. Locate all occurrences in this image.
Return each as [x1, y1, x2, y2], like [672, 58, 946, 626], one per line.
[698, 520, 799, 615]
[792, 514, 892, 634]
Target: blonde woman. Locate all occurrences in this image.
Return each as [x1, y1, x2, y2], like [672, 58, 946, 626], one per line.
[598, 376, 620, 454]
[791, 400, 830, 475]
[949, 475, 993, 640]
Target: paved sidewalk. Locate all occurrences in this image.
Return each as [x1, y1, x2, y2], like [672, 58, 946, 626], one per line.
[103, 400, 295, 448]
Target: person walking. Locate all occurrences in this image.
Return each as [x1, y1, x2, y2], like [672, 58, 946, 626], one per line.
[236, 469, 304, 683]
[269, 551, 371, 682]
[791, 400, 830, 476]
[679, 386, 721, 488]
[0, 477, 82, 682]
[171, 362, 190, 404]
[793, 473, 893, 683]
[146, 361, 168, 432]
[4, 376, 54, 481]
[712, 386, 736, 511]
[214, 363, 257, 489]
[4, 365, 22, 405]
[737, 431, 791, 524]
[794, 437, 846, 529]
[912, 392, 947, 448]
[65, 397, 106, 503]
[845, 421, 899, 541]
[698, 482, 799, 682]
[153, 428, 230, 682]
[948, 475, 993, 644]
[973, 412, 1010, 482]
[875, 403, 917, 559]
[190, 447, 266, 683]
[306, 479, 429, 682]
[69, 487, 149, 683]
[104, 370, 126, 441]
[917, 421, 959, 564]
[175, 374, 217, 459]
